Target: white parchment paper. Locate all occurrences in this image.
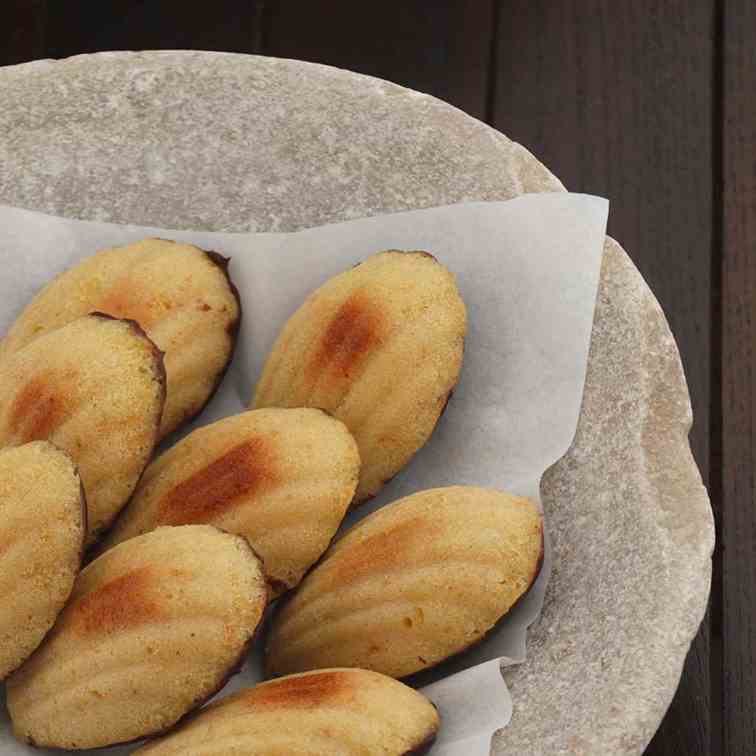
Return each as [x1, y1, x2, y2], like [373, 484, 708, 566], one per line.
[0, 194, 608, 754]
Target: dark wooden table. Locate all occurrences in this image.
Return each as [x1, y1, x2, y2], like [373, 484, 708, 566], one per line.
[2, 2, 754, 754]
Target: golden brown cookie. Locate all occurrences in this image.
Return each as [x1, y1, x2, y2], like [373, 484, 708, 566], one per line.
[102, 408, 360, 596]
[0, 238, 240, 438]
[252, 250, 466, 503]
[135, 668, 439, 755]
[0, 442, 85, 679]
[7, 524, 267, 750]
[0, 314, 165, 544]
[267, 486, 543, 679]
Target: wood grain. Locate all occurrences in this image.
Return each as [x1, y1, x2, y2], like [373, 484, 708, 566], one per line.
[0, 0, 46, 66]
[722, 1, 756, 753]
[264, 0, 495, 120]
[491, 3, 715, 754]
[44, 0, 265, 58]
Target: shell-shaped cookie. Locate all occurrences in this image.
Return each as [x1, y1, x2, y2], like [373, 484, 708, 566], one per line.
[103, 408, 360, 596]
[0, 238, 240, 438]
[0, 314, 165, 544]
[7, 524, 267, 750]
[252, 250, 466, 503]
[0, 442, 85, 679]
[135, 668, 439, 756]
[267, 486, 543, 679]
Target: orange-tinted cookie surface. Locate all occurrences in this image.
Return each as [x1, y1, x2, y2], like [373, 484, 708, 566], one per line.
[0, 442, 85, 679]
[0, 238, 240, 437]
[267, 486, 543, 679]
[253, 251, 466, 503]
[103, 408, 360, 595]
[135, 668, 439, 755]
[7, 525, 267, 750]
[0, 314, 165, 543]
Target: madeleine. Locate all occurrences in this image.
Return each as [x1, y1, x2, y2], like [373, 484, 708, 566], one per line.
[0, 442, 85, 679]
[103, 408, 360, 596]
[7, 525, 267, 750]
[0, 238, 240, 438]
[0, 314, 165, 543]
[135, 668, 439, 755]
[253, 250, 466, 503]
[267, 486, 543, 679]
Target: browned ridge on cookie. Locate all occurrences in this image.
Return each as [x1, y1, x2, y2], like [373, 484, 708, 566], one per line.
[242, 669, 350, 710]
[7, 525, 267, 750]
[158, 438, 279, 525]
[326, 515, 442, 589]
[253, 250, 467, 504]
[0, 238, 240, 438]
[0, 442, 85, 679]
[0, 314, 166, 544]
[267, 486, 543, 680]
[8, 371, 74, 443]
[71, 566, 165, 636]
[309, 290, 387, 384]
[102, 409, 360, 597]
[134, 668, 439, 755]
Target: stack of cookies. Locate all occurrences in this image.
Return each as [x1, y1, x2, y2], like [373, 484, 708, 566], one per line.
[0, 240, 542, 754]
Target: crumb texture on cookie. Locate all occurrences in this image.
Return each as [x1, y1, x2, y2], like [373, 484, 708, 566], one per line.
[135, 668, 439, 755]
[6, 524, 267, 750]
[310, 290, 387, 384]
[71, 565, 164, 636]
[253, 251, 466, 503]
[0, 442, 84, 679]
[267, 486, 543, 679]
[102, 408, 360, 596]
[0, 314, 165, 543]
[0, 238, 240, 437]
[157, 437, 278, 524]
